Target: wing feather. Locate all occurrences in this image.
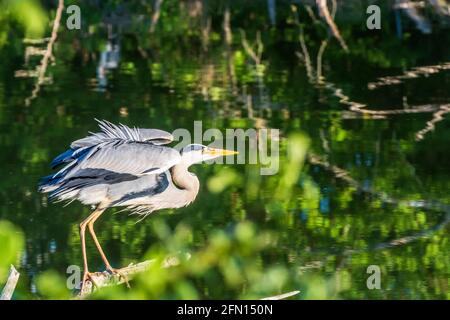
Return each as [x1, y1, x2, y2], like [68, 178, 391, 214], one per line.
[64, 141, 181, 179]
[70, 119, 173, 149]
[40, 120, 179, 205]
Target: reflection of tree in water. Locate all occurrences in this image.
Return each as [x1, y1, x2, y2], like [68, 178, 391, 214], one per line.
[288, 0, 450, 296]
[295, 2, 450, 139]
[14, 0, 65, 107]
[96, 26, 121, 91]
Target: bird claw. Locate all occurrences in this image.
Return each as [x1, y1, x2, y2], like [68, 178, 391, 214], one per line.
[107, 267, 131, 288]
[80, 271, 98, 293]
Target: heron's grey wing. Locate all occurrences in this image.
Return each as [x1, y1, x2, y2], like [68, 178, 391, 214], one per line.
[64, 141, 181, 179]
[70, 120, 173, 149]
[70, 133, 107, 149]
[137, 128, 173, 145]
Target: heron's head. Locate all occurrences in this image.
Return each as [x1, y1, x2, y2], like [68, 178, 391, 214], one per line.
[180, 144, 238, 165]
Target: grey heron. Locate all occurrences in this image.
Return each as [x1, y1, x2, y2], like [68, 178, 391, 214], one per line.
[39, 119, 238, 291]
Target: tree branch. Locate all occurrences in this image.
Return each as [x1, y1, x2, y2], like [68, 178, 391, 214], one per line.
[0, 265, 20, 300]
[24, 0, 64, 106]
[261, 290, 300, 300]
[77, 254, 190, 298]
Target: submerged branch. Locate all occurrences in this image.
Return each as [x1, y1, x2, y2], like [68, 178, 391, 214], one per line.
[223, 7, 232, 46]
[149, 0, 164, 33]
[296, 30, 446, 117]
[297, 28, 315, 81]
[428, 0, 450, 16]
[24, 0, 64, 106]
[302, 152, 450, 273]
[395, 0, 432, 33]
[240, 29, 263, 65]
[316, 0, 348, 51]
[367, 61, 450, 90]
[415, 105, 450, 141]
[316, 39, 329, 82]
[307, 152, 450, 214]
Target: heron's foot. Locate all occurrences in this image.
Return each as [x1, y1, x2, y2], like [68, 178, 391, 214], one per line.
[107, 267, 130, 288]
[80, 271, 98, 293]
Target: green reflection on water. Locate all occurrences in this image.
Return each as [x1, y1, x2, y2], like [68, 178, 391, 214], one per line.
[0, 1, 449, 299]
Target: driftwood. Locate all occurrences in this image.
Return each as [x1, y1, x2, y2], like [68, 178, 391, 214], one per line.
[0, 265, 20, 300]
[78, 254, 190, 298]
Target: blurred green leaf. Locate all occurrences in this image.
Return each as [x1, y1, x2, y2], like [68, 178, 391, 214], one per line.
[2, 0, 48, 38]
[0, 220, 24, 282]
[36, 271, 71, 299]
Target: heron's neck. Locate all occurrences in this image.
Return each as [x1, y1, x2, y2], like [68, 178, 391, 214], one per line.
[170, 163, 200, 203]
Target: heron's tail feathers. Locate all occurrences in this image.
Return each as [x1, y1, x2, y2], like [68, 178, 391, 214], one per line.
[39, 145, 95, 201]
[38, 174, 61, 193]
[39, 175, 101, 204]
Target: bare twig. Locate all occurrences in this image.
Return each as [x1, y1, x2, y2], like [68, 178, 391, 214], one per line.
[316, 39, 328, 82]
[415, 105, 450, 141]
[316, 70, 447, 116]
[315, 0, 336, 81]
[0, 265, 20, 300]
[316, 0, 348, 51]
[294, 3, 330, 84]
[306, 152, 450, 271]
[24, 0, 64, 106]
[223, 7, 232, 45]
[428, 0, 450, 16]
[297, 28, 315, 81]
[149, 0, 164, 33]
[261, 290, 300, 300]
[308, 152, 450, 214]
[395, 0, 432, 33]
[368, 61, 450, 90]
[394, 1, 427, 9]
[305, 5, 320, 23]
[201, 17, 212, 51]
[296, 20, 449, 120]
[240, 30, 263, 65]
[223, 8, 237, 97]
[23, 38, 51, 44]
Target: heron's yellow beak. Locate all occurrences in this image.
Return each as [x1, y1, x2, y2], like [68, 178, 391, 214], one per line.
[205, 148, 239, 156]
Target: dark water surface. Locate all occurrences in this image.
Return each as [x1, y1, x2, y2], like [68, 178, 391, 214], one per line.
[0, 4, 449, 299]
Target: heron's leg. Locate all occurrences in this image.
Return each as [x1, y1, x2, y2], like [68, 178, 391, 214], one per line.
[79, 210, 101, 292]
[87, 208, 130, 288]
[86, 209, 110, 268]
